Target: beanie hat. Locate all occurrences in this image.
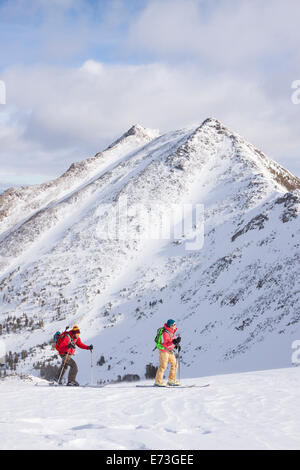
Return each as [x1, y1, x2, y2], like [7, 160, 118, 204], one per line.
[72, 325, 80, 334]
[166, 319, 175, 327]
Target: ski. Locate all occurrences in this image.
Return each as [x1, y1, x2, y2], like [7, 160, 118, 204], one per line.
[136, 384, 210, 389]
[81, 384, 106, 389]
[46, 383, 106, 388]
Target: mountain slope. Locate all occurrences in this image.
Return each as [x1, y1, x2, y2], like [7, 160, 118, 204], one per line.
[0, 118, 299, 382]
[0, 124, 159, 239]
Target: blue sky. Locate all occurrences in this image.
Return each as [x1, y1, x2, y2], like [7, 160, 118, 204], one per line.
[0, 0, 299, 185]
[0, 0, 149, 69]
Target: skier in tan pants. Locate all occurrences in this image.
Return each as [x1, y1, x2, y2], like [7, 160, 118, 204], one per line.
[155, 319, 181, 387]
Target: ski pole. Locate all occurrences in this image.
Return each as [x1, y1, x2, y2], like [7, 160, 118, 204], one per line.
[176, 335, 181, 382]
[58, 352, 70, 384]
[177, 350, 180, 383]
[90, 349, 94, 385]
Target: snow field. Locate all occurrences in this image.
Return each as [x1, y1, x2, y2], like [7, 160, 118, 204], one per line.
[1, 367, 300, 450]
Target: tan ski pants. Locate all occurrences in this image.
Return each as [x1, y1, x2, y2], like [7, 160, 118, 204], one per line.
[155, 349, 177, 383]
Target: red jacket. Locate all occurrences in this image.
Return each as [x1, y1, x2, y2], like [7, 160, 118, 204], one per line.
[161, 323, 177, 352]
[57, 332, 89, 356]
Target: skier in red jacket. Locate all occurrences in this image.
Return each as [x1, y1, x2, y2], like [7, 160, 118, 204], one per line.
[55, 325, 93, 386]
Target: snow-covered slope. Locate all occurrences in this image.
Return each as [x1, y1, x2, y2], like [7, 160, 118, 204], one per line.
[1, 367, 300, 450]
[0, 118, 299, 383]
[0, 124, 159, 237]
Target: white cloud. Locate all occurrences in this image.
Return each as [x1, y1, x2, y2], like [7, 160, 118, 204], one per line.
[126, 0, 300, 67]
[0, 0, 299, 183]
[1, 59, 300, 182]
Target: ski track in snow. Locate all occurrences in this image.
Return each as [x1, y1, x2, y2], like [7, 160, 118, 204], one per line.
[1, 367, 300, 450]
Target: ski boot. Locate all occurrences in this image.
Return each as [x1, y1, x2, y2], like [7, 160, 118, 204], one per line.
[154, 381, 167, 387]
[67, 380, 80, 386]
[167, 379, 181, 387]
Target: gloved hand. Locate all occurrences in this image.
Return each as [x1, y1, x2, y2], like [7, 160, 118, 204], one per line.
[173, 336, 181, 345]
[89, 345, 93, 350]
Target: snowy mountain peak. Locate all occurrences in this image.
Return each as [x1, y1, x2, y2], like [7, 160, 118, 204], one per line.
[125, 123, 156, 137]
[200, 116, 223, 128]
[106, 123, 160, 150]
[194, 117, 300, 193]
